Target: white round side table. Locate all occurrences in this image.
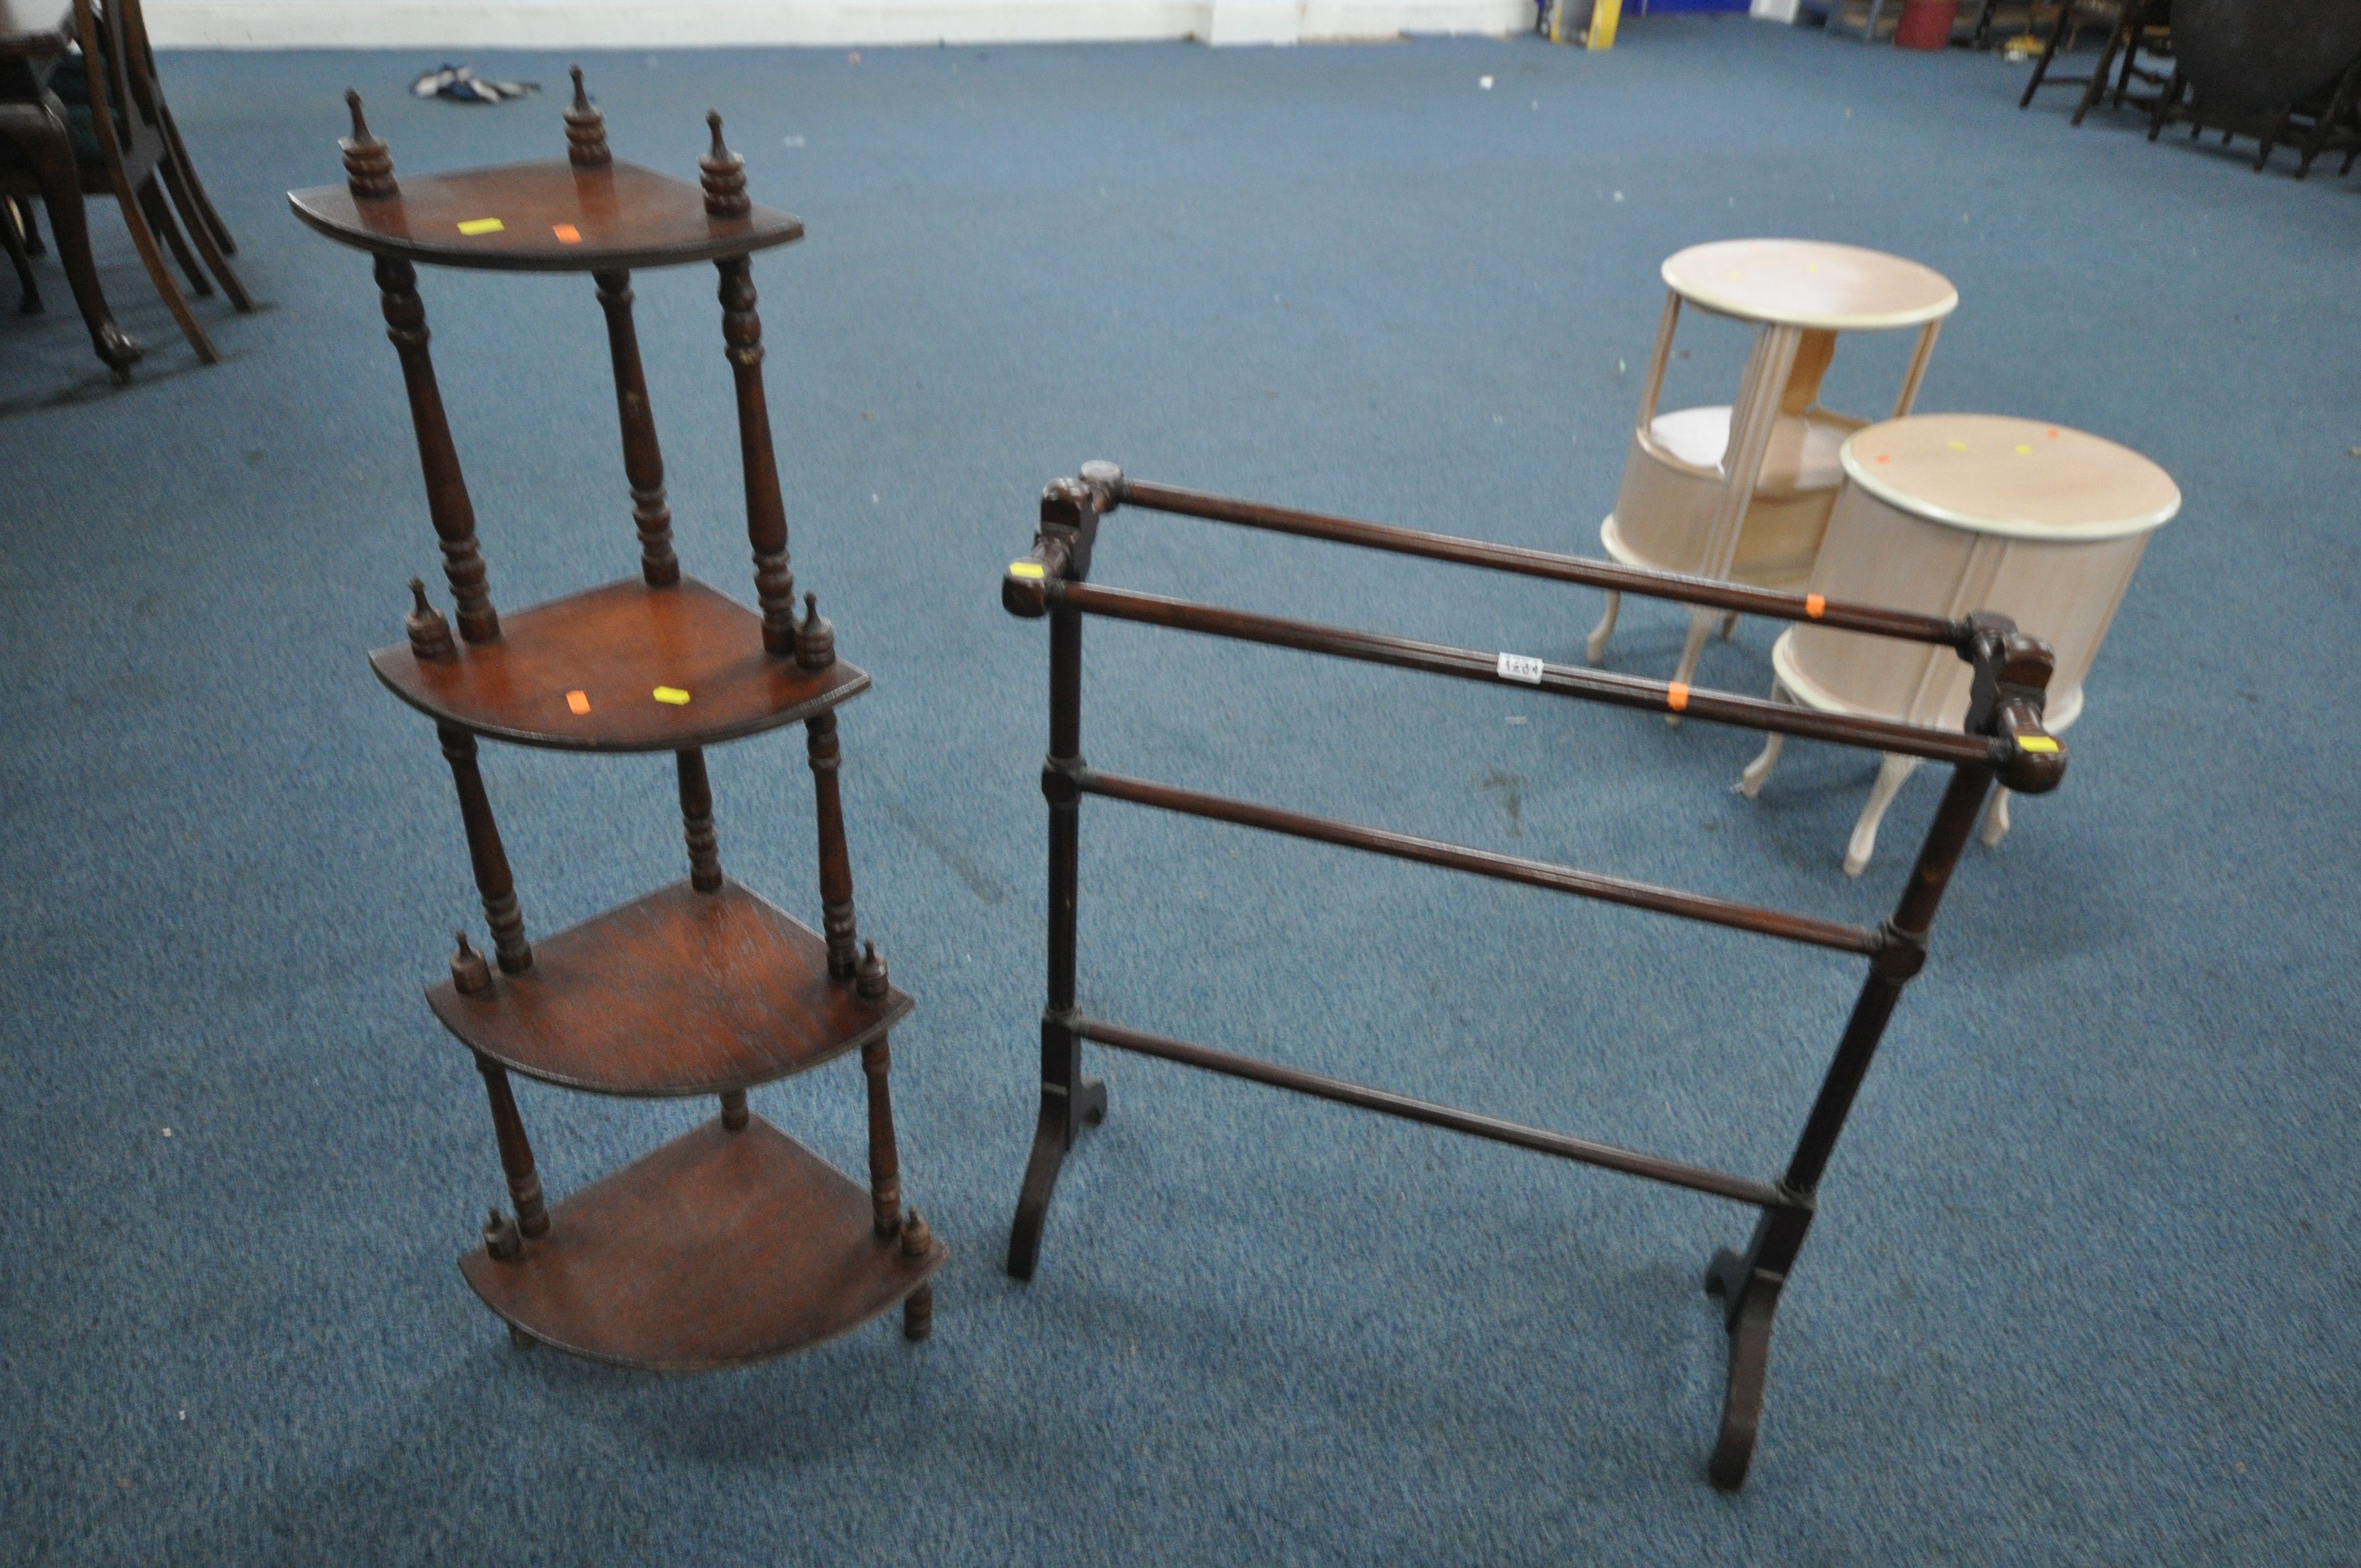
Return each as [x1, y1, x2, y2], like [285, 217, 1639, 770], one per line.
[1587, 239, 1959, 704]
[1738, 413, 2180, 875]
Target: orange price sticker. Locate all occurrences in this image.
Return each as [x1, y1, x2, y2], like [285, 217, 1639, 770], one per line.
[552, 224, 583, 244]
[1804, 594, 1825, 620]
[1666, 681, 1690, 714]
[565, 690, 591, 715]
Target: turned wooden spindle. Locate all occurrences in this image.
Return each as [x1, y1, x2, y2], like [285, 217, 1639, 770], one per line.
[698, 111, 750, 217]
[591, 270, 679, 585]
[438, 726, 532, 973]
[857, 943, 902, 1237]
[405, 578, 456, 662]
[674, 747, 722, 892]
[899, 1210, 934, 1342]
[719, 1088, 748, 1131]
[472, 1048, 550, 1238]
[698, 115, 793, 651]
[715, 252, 793, 654]
[803, 713, 859, 976]
[376, 257, 498, 643]
[563, 66, 611, 168]
[339, 90, 397, 200]
[793, 591, 834, 671]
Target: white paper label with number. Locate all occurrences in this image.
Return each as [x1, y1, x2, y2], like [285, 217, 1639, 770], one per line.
[1496, 652, 1545, 685]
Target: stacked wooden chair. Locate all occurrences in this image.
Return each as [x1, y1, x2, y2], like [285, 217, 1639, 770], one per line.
[0, 0, 248, 363]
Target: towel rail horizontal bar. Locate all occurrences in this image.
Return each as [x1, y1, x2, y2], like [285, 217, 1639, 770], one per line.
[1051, 579, 2003, 769]
[1076, 767, 1883, 956]
[1114, 477, 1970, 650]
[1072, 1016, 1784, 1207]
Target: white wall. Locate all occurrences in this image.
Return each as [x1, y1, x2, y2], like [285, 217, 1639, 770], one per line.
[144, 0, 1532, 48]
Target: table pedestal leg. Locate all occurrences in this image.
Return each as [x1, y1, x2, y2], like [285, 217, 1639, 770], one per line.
[1844, 753, 1922, 877]
[1584, 591, 1620, 666]
[1979, 787, 2012, 848]
[1738, 678, 1791, 798]
[1664, 607, 1717, 726]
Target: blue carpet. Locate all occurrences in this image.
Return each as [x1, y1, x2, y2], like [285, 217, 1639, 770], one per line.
[2, 20, 2357, 1565]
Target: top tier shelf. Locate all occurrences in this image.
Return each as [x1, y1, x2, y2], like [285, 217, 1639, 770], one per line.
[288, 159, 803, 273]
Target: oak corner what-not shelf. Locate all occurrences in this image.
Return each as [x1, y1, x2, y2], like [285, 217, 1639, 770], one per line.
[292, 72, 942, 1367]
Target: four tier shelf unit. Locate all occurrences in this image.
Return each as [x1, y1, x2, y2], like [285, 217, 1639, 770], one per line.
[289, 77, 944, 1367]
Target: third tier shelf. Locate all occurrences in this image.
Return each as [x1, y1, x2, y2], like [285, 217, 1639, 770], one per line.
[372, 577, 868, 752]
[459, 1115, 945, 1369]
[429, 878, 914, 1096]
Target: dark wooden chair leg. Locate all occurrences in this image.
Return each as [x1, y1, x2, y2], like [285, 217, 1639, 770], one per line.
[14, 195, 41, 254]
[80, 61, 214, 362]
[2106, 0, 2149, 110]
[2020, 8, 2068, 109]
[0, 102, 140, 374]
[2069, 15, 2123, 123]
[158, 152, 248, 308]
[2148, 67, 2184, 139]
[136, 172, 209, 297]
[1, 200, 36, 313]
[154, 100, 234, 254]
[2295, 60, 2361, 180]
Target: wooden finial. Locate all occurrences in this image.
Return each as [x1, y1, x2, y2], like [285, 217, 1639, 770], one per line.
[794, 591, 835, 671]
[450, 930, 493, 996]
[856, 939, 888, 1000]
[482, 1206, 522, 1261]
[340, 89, 398, 200]
[699, 111, 750, 217]
[900, 1207, 932, 1259]
[406, 577, 456, 662]
[564, 66, 611, 167]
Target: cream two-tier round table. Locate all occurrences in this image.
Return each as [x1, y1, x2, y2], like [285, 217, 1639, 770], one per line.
[1738, 413, 2180, 875]
[1587, 239, 1959, 701]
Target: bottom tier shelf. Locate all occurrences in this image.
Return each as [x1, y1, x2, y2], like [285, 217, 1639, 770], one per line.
[458, 1115, 945, 1369]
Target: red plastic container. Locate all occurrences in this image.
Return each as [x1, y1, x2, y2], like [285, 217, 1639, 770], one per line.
[1894, 0, 1957, 48]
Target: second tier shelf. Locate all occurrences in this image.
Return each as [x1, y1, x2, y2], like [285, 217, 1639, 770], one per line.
[459, 1114, 946, 1369]
[429, 878, 914, 1096]
[372, 576, 867, 752]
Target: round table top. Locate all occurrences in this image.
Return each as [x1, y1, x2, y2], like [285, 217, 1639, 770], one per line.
[1660, 239, 1957, 331]
[1840, 414, 2182, 542]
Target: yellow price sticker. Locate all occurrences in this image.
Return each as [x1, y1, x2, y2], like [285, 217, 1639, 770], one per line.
[652, 686, 691, 706]
[456, 217, 506, 236]
[1008, 560, 1046, 580]
[2017, 736, 2060, 754]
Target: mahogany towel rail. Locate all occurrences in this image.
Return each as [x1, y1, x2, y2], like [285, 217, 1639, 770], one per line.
[999, 461, 2068, 1490]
